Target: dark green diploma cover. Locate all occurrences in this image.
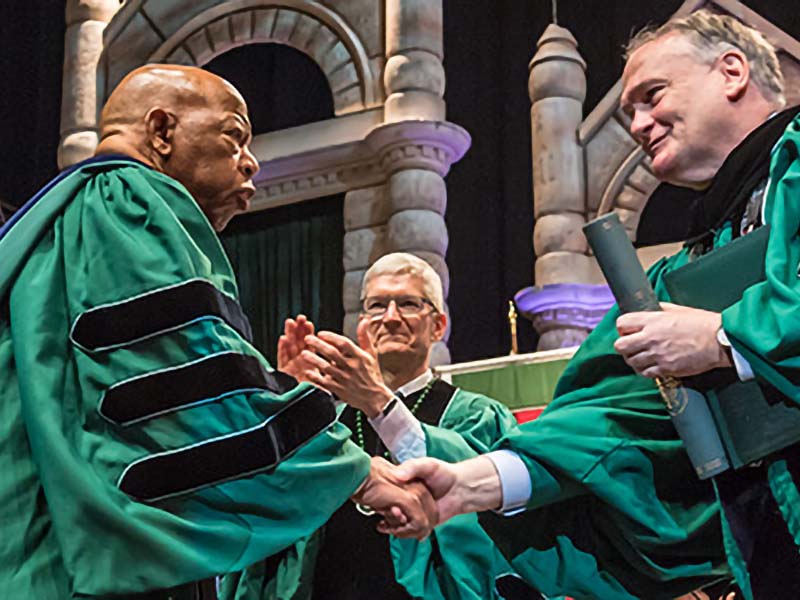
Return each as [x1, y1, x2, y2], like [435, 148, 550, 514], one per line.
[584, 213, 730, 479]
[664, 224, 800, 468]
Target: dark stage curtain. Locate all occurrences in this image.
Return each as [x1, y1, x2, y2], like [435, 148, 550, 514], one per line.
[206, 45, 343, 363]
[221, 196, 345, 364]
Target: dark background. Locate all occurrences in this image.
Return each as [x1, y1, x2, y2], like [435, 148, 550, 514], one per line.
[2, 1, 799, 361]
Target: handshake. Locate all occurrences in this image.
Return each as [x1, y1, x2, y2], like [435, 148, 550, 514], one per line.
[278, 315, 506, 540]
[350, 454, 504, 541]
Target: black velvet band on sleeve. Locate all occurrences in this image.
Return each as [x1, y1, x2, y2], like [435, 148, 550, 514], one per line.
[118, 386, 336, 502]
[71, 278, 253, 351]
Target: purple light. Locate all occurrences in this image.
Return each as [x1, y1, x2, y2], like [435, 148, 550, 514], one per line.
[515, 283, 615, 330]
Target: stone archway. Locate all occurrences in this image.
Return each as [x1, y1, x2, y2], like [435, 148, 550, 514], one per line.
[59, 0, 470, 363]
[125, 2, 380, 115]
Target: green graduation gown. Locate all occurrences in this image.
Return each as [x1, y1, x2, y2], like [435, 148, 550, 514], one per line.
[482, 255, 730, 599]
[717, 114, 800, 599]
[0, 156, 370, 599]
[485, 115, 800, 600]
[221, 381, 532, 600]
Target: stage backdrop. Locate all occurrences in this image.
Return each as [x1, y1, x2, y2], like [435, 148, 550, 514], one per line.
[3, 0, 799, 361]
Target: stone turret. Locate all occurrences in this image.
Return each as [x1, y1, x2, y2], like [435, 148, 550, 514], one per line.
[518, 24, 613, 350]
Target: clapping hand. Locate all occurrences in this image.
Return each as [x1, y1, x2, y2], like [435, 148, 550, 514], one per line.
[277, 315, 318, 381]
[298, 320, 394, 418]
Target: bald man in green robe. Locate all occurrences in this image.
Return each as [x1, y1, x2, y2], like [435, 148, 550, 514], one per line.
[0, 64, 434, 599]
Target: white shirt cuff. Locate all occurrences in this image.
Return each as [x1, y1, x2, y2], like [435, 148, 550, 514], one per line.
[485, 450, 532, 515]
[368, 399, 426, 463]
[718, 329, 755, 381]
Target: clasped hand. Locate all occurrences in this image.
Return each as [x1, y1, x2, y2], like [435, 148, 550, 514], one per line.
[614, 303, 732, 378]
[351, 456, 438, 540]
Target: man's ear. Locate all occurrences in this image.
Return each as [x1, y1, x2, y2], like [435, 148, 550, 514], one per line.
[144, 108, 177, 158]
[718, 49, 749, 101]
[432, 311, 448, 343]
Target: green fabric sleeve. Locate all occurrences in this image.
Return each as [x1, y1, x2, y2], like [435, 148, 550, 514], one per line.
[391, 391, 522, 600]
[719, 116, 800, 590]
[5, 164, 370, 598]
[723, 119, 800, 403]
[487, 256, 729, 599]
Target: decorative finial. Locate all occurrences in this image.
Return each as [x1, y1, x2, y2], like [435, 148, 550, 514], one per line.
[552, 0, 558, 25]
[508, 301, 519, 355]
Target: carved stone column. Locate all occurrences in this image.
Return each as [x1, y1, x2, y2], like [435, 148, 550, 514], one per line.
[343, 121, 469, 365]
[523, 24, 608, 350]
[59, 0, 120, 169]
[530, 24, 588, 286]
[384, 0, 445, 124]
[342, 184, 389, 341]
[377, 0, 452, 364]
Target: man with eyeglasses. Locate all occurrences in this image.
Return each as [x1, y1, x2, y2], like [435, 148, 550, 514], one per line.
[221, 252, 542, 599]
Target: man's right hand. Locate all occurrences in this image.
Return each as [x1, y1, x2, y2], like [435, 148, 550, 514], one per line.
[351, 456, 438, 541]
[383, 455, 504, 533]
[298, 321, 394, 418]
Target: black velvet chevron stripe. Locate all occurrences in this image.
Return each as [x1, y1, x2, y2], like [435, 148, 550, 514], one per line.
[100, 353, 291, 426]
[71, 279, 253, 351]
[118, 387, 337, 502]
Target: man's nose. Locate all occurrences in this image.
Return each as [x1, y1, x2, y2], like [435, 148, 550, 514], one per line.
[382, 300, 402, 321]
[629, 109, 654, 144]
[240, 146, 260, 179]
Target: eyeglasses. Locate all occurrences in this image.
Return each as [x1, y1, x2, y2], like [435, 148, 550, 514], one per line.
[361, 295, 437, 317]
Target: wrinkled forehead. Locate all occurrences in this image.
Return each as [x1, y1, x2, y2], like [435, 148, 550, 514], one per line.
[621, 33, 701, 106]
[364, 272, 426, 297]
[202, 76, 250, 122]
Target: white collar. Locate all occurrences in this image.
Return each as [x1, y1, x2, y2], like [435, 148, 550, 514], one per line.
[395, 370, 434, 397]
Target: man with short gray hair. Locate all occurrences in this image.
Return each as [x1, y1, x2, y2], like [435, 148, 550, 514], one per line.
[392, 10, 800, 600]
[244, 252, 541, 600]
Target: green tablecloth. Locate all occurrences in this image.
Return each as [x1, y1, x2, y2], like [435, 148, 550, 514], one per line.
[450, 358, 570, 411]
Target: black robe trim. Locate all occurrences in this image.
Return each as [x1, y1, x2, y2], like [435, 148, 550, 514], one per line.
[338, 378, 457, 459]
[312, 379, 457, 600]
[70, 278, 253, 352]
[637, 105, 800, 249]
[99, 352, 292, 426]
[117, 386, 335, 502]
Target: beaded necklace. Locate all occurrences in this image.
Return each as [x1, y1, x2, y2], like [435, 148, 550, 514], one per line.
[353, 377, 438, 516]
[354, 377, 438, 458]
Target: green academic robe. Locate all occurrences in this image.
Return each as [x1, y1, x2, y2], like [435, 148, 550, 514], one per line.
[483, 252, 729, 600]
[717, 115, 800, 599]
[222, 382, 531, 600]
[0, 156, 370, 599]
[393, 385, 531, 600]
[485, 116, 800, 600]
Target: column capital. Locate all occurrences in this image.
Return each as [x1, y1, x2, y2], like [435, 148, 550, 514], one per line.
[365, 120, 471, 177]
[515, 283, 614, 350]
